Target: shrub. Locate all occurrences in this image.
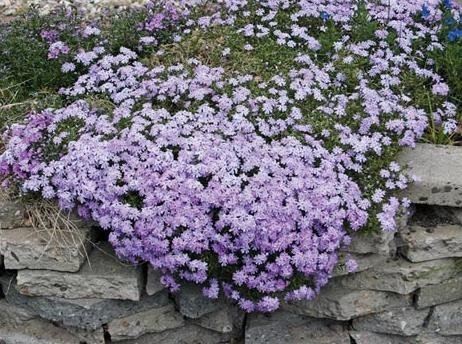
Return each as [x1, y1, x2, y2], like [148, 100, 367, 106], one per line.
[0, 0, 461, 312]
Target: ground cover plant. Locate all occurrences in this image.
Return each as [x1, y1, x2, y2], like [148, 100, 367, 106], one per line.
[0, 0, 461, 312]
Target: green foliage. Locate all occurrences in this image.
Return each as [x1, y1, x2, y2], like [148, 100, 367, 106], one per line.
[0, 2, 460, 149]
[0, 9, 75, 93]
[0, 6, 152, 133]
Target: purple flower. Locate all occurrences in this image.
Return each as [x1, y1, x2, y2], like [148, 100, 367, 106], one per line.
[345, 257, 358, 273]
[40, 29, 59, 43]
[432, 83, 449, 96]
[47, 41, 70, 59]
[1, 0, 457, 313]
[61, 62, 76, 73]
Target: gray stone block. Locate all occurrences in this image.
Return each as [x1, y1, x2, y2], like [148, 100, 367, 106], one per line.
[16, 244, 143, 301]
[146, 266, 165, 296]
[1, 273, 170, 330]
[350, 331, 462, 344]
[399, 224, 462, 262]
[349, 331, 412, 344]
[352, 306, 430, 336]
[0, 199, 26, 229]
[114, 324, 234, 344]
[399, 144, 462, 207]
[416, 334, 462, 344]
[107, 304, 185, 342]
[246, 311, 350, 344]
[333, 253, 385, 277]
[416, 274, 462, 309]
[341, 229, 395, 255]
[175, 283, 222, 319]
[427, 299, 462, 335]
[61, 326, 105, 344]
[0, 226, 93, 272]
[340, 257, 462, 294]
[0, 318, 98, 344]
[284, 280, 412, 320]
[0, 299, 35, 325]
[194, 306, 244, 335]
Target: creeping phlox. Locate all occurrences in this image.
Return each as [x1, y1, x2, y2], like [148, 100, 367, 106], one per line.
[0, 0, 460, 312]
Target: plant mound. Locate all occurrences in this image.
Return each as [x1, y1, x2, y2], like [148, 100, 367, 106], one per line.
[1, 0, 461, 312]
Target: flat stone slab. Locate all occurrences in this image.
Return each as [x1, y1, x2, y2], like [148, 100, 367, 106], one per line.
[0, 226, 93, 272]
[427, 299, 462, 335]
[399, 144, 462, 207]
[0, 299, 35, 325]
[16, 244, 143, 301]
[350, 331, 462, 344]
[399, 224, 462, 262]
[175, 283, 223, 319]
[333, 253, 385, 277]
[416, 274, 462, 309]
[352, 306, 429, 336]
[246, 311, 350, 344]
[114, 324, 233, 344]
[341, 230, 395, 255]
[284, 280, 411, 320]
[0, 318, 98, 344]
[340, 257, 462, 294]
[61, 326, 105, 344]
[0, 273, 169, 331]
[194, 306, 245, 335]
[107, 304, 184, 341]
[350, 331, 411, 344]
[146, 266, 165, 296]
[0, 199, 26, 229]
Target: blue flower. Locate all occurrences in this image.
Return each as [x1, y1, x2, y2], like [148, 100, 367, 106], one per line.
[445, 17, 455, 25]
[448, 28, 462, 41]
[320, 11, 330, 21]
[443, 0, 453, 9]
[421, 4, 430, 18]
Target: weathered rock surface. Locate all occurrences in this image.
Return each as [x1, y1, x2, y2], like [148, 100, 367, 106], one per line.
[0, 226, 92, 272]
[146, 266, 164, 296]
[341, 230, 395, 255]
[416, 274, 462, 309]
[398, 224, 462, 262]
[350, 331, 411, 344]
[284, 281, 411, 320]
[107, 304, 185, 341]
[245, 311, 350, 344]
[415, 334, 462, 344]
[0, 200, 26, 229]
[175, 283, 222, 319]
[340, 257, 462, 294]
[62, 326, 105, 344]
[352, 307, 429, 336]
[0, 318, 95, 344]
[350, 331, 462, 344]
[1, 274, 169, 330]
[427, 299, 462, 335]
[333, 253, 385, 277]
[399, 144, 462, 207]
[194, 306, 244, 335]
[0, 299, 35, 325]
[16, 244, 143, 301]
[115, 324, 234, 344]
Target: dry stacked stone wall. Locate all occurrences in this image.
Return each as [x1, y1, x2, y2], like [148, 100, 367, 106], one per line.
[1, 143, 462, 344]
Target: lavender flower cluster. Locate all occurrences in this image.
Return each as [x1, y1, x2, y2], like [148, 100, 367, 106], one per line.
[1, 0, 460, 312]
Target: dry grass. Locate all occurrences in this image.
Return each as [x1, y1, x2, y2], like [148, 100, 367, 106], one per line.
[24, 199, 94, 265]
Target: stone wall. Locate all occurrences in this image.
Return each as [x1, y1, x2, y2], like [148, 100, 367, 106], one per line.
[1, 143, 462, 344]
